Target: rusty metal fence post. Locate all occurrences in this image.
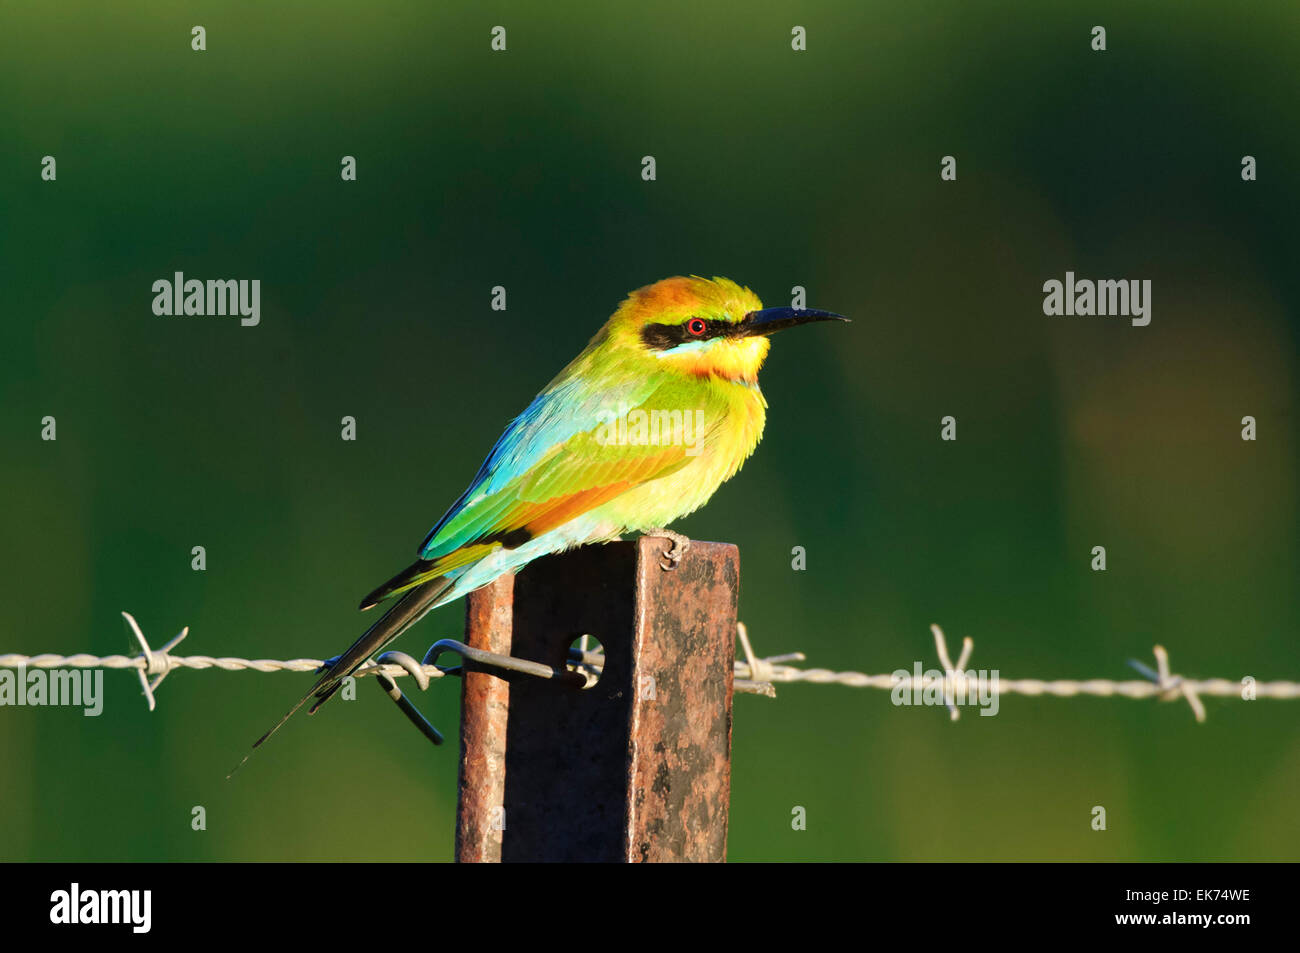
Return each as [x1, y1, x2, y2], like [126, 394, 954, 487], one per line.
[454, 537, 739, 862]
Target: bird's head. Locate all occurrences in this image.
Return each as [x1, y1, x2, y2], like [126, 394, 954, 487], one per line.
[602, 276, 847, 384]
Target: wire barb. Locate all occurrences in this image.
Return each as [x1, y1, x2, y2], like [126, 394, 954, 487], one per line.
[122, 611, 189, 711]
[1128, 644, 1208, 722]
[735, 622, 778, 697]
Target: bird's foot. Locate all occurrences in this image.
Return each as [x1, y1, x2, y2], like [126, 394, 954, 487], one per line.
[642, 528, 691, 571]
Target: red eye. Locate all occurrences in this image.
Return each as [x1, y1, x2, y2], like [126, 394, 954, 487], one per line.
[687, 318, 707, 336]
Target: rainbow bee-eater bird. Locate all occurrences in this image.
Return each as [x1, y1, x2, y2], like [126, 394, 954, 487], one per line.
[251, 275, 845, 751]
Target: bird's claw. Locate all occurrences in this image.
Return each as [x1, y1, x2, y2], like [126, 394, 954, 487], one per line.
[660, 544, 686, 570]
[643, 529, 691, 571]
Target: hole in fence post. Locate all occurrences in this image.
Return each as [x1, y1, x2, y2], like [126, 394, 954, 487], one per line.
[568, 635, 604, 688]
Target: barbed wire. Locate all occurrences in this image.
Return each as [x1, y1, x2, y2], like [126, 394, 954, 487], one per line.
[734, 623, 1300, 721]
[1, 612, 1296, 722]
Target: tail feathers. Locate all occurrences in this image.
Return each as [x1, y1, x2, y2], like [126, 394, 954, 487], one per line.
[307, 677, 345, 715]
[359, 557, 440, 611]
[227, 575, 455, 779]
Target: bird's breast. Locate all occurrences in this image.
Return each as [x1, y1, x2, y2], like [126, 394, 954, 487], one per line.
[597, 380, 768, 531]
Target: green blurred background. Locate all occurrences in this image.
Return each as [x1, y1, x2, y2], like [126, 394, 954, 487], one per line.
[1, 1, 1297, 861]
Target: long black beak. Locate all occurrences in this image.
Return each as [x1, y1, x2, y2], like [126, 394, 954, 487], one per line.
[740, 307, 849, 336]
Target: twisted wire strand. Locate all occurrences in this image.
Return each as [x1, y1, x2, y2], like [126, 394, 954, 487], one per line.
[732, 664, 1300, 700]
[2, 652, 1293, 698]
[1, 615, 1295, 720]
